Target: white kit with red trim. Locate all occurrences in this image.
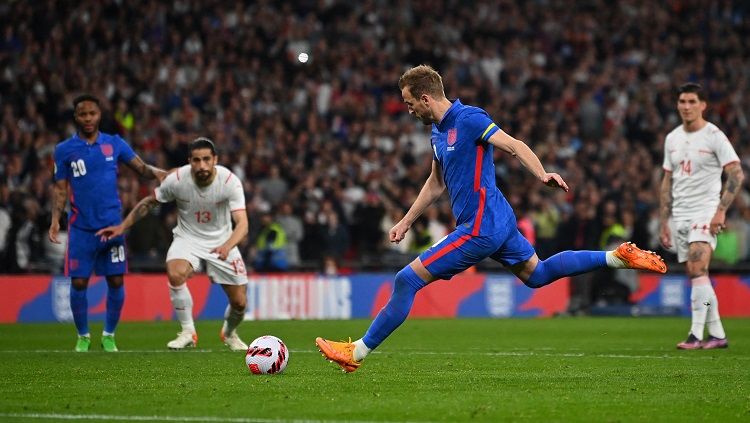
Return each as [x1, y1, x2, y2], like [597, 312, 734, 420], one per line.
[155, 165, 246, 248]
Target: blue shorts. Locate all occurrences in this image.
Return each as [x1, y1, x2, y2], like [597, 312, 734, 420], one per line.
[65, 225, 127, 278]
[419, 227, 535, 280]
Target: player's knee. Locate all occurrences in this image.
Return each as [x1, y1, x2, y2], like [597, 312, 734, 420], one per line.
[686, 264, 708, 279]
[70, 278, 89, 291]
[393, 266, 427, 292]
[229, 298, 246, 311]
[167, 270, 190, 287]
[523, 260, 547, 289]
[106, 275, 124, 288]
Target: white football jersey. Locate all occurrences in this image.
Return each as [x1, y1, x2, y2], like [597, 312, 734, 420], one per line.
[155, 165, 246, 247]
[662, 122, 739, 220]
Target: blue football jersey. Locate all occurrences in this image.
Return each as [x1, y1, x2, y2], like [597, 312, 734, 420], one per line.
[53, 132, 136, 231]
[430, 99, 513, 236]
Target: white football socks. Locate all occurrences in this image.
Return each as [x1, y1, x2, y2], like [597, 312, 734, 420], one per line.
[689, 277, 712, 341]
[353, 339, 372, 362]
[223, 304, 245, 336]
[705, 291, 726, 339]
[169, 283, 195, 334]
[605, 251, 626, 268]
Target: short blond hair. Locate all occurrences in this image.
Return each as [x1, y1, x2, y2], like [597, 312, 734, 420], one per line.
[398, 65, 446, 100]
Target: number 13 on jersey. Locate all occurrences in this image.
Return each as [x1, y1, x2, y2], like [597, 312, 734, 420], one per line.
[195, 211, 212, 223]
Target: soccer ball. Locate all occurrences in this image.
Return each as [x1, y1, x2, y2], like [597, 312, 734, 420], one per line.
[245, 335, 289, 375]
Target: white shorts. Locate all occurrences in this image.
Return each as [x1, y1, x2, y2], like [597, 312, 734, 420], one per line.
[166, 236, 248, 285]
[667, 216, 717, 263]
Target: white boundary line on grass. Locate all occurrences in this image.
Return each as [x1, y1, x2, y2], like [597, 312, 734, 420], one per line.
[0, 413, 423, 423]
[404, 350, 750, 360]
[0, 349, 220, 353]
[0, 349, 746, 360]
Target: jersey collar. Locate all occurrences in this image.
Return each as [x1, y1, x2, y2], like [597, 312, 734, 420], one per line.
[73, 131, 102, 145]
[437, 99, 461, 131]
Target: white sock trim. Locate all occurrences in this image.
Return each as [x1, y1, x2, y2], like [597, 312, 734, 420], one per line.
[690, 275, 711, 286]
[605, 251, 625, 268]
[353, 339, 372, 362]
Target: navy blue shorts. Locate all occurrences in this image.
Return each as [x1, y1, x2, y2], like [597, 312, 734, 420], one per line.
[418, 227, 535, 280]
[65, 225, 127, 278]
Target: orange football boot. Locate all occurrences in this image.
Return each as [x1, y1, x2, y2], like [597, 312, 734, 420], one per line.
[315, 337, 361, 373]
[613, 242, 667, 273]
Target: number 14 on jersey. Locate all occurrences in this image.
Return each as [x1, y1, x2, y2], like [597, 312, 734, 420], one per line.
[679, 160, 692, 175]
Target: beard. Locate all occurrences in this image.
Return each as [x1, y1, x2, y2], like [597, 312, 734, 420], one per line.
[413, 111, 432, 125]
[195, 170, 213, 185]
[76, 122, 99, 136]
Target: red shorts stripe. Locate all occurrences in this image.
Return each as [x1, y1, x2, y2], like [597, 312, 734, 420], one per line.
[421, 234, 471, 267]
[472, 187, 486, 236]
[69, 191, 78, 225]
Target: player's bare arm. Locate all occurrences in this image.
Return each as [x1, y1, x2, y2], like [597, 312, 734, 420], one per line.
[487, 129, 569, 192]
[96, 195, 160, 241]
[210, 209, 249, 261]
[126, 155, 168, 182]
[659, 171, 673, 248]
[48, 179, 69, 244]
[390, 160, 445, 243]
[710, 162, 745, 235]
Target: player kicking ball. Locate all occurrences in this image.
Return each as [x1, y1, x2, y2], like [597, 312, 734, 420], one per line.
[98, 138, 250, 351]
[316, 65, 667, 373]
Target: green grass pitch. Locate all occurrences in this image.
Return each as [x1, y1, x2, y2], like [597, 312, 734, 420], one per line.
[0, 318, 748, 422]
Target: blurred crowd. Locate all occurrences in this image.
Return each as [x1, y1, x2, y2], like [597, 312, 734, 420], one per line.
[2, 0, 750, 286]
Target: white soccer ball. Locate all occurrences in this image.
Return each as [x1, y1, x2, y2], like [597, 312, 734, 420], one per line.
[245, 335, 289, 375]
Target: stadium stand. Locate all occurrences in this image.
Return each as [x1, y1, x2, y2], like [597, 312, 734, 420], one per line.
[1, 0, 749, 281]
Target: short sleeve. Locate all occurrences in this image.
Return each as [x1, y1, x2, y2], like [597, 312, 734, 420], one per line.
[461, 110, 500, 144]
[154, 171, 178, 203]
[711, 129, 740, 167]
[662, 135, 673, 172]
[430, 133, 438, 161]
[116, 135, 137, 163]
[53, 145, 69, 181]
[227, 175, 246, 211]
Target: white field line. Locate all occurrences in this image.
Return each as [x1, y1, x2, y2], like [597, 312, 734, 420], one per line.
[0, 413, 424, 423]
[0, 348, 746, 360]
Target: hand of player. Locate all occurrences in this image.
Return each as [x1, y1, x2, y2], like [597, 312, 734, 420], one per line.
[48, 221, 61, 244]
[389, 221, 411, 244]
[659, 224, 672, 249]
[95, 224, 125, 242]
[156, 167, 178, 183]
[211, 244, 231, 261]
[542, 173, 569, 192]
[709, 210, 727, 236]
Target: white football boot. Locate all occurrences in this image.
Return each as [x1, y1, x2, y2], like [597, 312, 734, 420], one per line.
[167, 331, 198, 349]
[221, 330, 248, 352]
